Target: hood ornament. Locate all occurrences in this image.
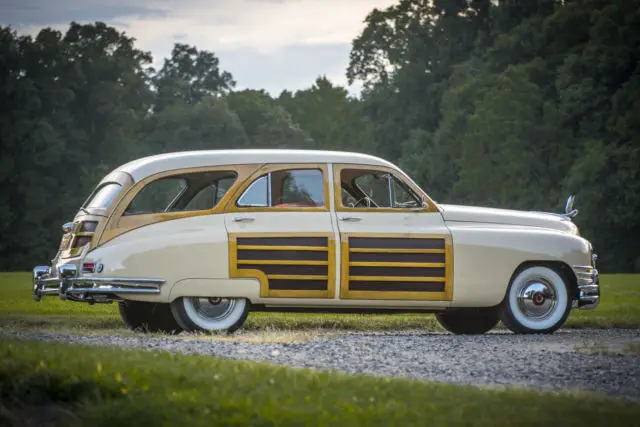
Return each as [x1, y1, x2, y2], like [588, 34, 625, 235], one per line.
[564, 195, 578, 218]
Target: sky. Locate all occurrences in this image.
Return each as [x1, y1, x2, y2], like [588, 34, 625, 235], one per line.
[1, 0, 396, 95]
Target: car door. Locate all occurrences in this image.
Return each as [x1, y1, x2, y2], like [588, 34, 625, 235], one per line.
[224, 163, 337, 299]
[332, 163, 453, 301]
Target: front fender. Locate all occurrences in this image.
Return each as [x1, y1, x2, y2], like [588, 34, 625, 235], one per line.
[447, 222, 592, 307]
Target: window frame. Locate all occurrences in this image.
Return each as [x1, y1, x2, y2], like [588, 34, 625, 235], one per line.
[122, 171, 240, 217]
[333, 163, 439, 213]
[226, 163, 330, 213]
[97, 164, 261, 246]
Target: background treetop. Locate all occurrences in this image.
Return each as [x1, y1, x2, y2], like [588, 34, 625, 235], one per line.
[1, 0, 638, 272]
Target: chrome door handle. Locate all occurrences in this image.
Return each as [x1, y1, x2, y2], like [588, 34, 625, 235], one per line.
[339, 216, 362, 222]
[233, 216, 255, 222]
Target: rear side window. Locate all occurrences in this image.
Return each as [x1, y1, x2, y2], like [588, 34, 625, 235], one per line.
[84, 183, 122, 209]
[237, 169, 325, 208]
[124, 171, 237, 216]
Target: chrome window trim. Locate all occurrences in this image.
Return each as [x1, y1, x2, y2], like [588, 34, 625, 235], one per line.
[237, 174, 269, 207]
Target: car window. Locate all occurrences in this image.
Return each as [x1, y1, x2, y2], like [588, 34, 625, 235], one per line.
[184, 176, 237, 211]
[237, 175, 268, 207]
[276, 170, 324, 207]
[124, 171, 237, 216]
[84, 183, 122, 209]
[353, 173, 391, 207]
[124, 178, 187, 215]
[237, 169, 325, 208]
[341, 188, 358, 207]
[341, 169, 420, 209]
[390, 175, 421, 208]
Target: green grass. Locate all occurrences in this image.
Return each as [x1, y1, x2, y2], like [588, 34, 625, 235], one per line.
[565, 274, 640, 328]
[1, 272, 639, 334]
[1, 338, 639, 427]
[575, 341, 640, 356]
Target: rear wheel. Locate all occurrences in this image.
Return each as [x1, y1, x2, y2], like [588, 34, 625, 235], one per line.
[170, 297, 249, 334]
[118, 300, 183, 334]
[499, 265, 572, 334]
[435, 308, 499, 335]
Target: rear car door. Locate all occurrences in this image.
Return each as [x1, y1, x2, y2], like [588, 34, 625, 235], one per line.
[224, 163, 337, 299]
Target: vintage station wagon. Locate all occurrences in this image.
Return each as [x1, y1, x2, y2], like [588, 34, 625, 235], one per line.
[32, 150, 600, 334]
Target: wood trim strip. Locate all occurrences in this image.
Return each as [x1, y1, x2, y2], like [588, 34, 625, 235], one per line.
[268, 279, 328, 291]
[348, 261, 446, 268]
[349, 281, 445, 292]
[349, 248, 445, 254]
[349, 276, 446, 282]
[229, 232, 336, 299]
[237, 245, 328, 251]
[266, 274, 329, 280]
[349, 237, 445, 250]
[340, 232, 453, 301]
[237, 260, 328, 266]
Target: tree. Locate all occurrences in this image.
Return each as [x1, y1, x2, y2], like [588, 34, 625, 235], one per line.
[153, 43, 235, 112]
[277, 77, 373, 153]
[225, 90, 314, 149]
[145, 96, 248, 153]
[0, 22, 153, 269]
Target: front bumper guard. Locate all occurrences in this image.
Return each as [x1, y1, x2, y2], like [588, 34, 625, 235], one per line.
[33, 264, 164, 304]
[571, 264, 600, 310]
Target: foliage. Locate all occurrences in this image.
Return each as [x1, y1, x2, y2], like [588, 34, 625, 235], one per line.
[1, 0, 639, 272]
[348, 0, 640, 271]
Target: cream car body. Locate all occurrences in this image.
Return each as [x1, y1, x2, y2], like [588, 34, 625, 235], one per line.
[32, 149, 599, 334]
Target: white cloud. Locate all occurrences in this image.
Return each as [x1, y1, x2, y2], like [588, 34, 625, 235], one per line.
[2, 0, 396, 94]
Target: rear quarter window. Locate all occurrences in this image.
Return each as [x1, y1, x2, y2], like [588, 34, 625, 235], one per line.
[84, 183, 122, 209]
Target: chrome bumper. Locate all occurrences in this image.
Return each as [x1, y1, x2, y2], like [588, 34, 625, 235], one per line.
[32, 264, 164, 304]
[571, 264, 600, 310]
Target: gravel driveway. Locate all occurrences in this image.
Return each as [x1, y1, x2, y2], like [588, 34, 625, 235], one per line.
[4, 328, 640, 400]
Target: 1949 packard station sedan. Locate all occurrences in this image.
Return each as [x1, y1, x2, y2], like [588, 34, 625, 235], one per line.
[32, 150, 600, 335]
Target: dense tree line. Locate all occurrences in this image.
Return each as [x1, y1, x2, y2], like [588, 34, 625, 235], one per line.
[1, 0, 638, 272]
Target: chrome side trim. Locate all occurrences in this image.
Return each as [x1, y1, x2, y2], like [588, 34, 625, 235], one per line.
[33, 264, 164, 304]
[571, 264, 599, 310]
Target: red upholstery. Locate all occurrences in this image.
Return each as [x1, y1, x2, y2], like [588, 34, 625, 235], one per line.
[274, 201, 319, 208]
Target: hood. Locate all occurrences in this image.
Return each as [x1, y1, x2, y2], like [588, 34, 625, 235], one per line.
[438, 204, 578, 234]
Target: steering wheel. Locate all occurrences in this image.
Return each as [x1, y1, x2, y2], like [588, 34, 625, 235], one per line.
[350, 196, 374, 208]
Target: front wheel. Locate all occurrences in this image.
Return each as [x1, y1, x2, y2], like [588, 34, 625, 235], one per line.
[171, 297, 249, 334]
[435, 308, 500, 335]
[499, 265, 572, 334]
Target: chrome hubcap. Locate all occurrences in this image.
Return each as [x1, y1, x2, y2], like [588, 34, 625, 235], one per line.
[516, 279, 558, 320]
[191, 297, 236, 321]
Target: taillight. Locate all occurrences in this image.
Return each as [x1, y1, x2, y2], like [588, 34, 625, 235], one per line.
[82, 263, 95, 273]
[80, 221, 98, 232]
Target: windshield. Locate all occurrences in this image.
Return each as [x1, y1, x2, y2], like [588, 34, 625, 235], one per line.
[84, 183, 122, 210]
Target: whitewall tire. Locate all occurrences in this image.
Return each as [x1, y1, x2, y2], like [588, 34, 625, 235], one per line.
[499, 266, 572, 334]
[171, 297, 249, 334]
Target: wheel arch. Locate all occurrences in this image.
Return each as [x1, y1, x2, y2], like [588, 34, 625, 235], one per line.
[505, 260, 578, 303]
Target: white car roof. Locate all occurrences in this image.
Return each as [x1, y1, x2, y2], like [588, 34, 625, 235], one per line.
[104, 149, 396, 183]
